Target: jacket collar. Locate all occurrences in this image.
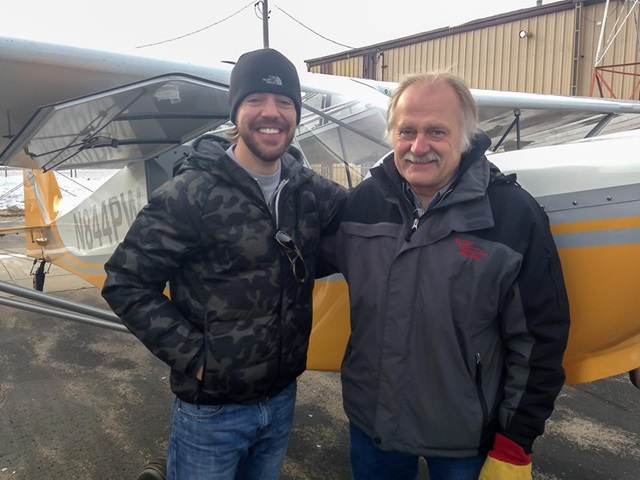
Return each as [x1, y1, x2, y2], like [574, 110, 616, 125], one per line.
[177, 133, 311, 187]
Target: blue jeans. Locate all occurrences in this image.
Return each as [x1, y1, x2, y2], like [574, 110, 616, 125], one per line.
[166, 381, 297, 480]
[349, 422, 486, 480]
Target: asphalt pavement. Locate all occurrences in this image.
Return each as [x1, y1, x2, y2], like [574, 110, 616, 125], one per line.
[1, 229, 639, 479]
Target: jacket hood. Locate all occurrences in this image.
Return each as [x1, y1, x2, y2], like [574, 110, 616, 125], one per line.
[457, 130, 491, 176]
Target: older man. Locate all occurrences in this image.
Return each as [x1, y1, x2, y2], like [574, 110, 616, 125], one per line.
[323, 72, 570, 480]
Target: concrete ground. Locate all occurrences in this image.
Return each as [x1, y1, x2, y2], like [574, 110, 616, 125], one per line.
[1, 228, 639, 479]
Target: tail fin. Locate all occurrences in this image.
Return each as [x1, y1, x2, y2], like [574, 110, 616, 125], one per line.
[23, 169, 62, 228]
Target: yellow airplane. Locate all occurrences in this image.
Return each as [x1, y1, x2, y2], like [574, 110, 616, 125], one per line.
[1, 36, 639, 390]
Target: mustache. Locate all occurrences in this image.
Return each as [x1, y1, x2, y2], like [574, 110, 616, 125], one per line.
[403, 151, 441, 164]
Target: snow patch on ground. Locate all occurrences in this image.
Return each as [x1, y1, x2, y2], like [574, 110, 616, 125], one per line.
[0, 169, 117, 214]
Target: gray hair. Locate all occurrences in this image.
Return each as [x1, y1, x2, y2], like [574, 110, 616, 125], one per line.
[386, 72, 478, 152]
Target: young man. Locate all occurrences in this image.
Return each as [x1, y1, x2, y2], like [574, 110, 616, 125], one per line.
[323, 72, 570, 480]
[102, 48, 346, 480]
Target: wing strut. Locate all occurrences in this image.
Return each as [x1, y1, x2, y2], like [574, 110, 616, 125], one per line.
[0, 280, 128, 333]
[585, 113, 615, 137]
[491, 109, 521, 152]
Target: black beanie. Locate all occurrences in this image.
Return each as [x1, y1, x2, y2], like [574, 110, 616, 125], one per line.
[229, 48, 302, 125]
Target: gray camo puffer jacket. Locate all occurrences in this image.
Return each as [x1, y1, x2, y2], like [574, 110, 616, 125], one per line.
[102, 134, 347, 404]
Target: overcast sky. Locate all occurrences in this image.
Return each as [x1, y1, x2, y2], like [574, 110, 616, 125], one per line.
[2, 0, 548, 69]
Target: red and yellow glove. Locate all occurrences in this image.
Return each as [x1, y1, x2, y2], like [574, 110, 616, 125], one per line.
[479, 433, 532, 480]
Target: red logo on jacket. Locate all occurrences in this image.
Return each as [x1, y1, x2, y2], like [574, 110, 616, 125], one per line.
[455, 237, 488, 260]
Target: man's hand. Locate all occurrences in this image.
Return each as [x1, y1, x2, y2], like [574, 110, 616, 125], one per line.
[479, 433, 532, 480]
[196, 367, 203, 381]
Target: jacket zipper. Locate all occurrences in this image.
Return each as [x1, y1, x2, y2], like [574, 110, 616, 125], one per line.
[272, 178, 289, 227]
[272, 177, 292, 398]
[475, 353, 489, 428]
[404, 186, 455, 241]
[405, 216, 420, 241]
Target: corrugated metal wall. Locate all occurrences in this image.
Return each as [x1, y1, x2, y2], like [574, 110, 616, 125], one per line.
[308, 1, 640, 99]
[375, 9, 574, 95]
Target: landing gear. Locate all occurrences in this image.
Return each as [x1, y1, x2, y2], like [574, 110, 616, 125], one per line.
[31, 259, 48, 291]
[136, 456, 167, 480]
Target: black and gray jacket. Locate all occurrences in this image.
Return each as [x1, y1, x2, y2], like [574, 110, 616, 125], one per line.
[102, 134, 347, 405]
[326, 132, 570, 456]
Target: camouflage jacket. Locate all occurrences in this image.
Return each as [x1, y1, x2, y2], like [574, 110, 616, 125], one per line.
[102, 134, 347, 404]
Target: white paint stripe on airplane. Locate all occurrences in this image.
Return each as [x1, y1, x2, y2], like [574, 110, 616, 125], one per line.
[553, 228, 640, 249]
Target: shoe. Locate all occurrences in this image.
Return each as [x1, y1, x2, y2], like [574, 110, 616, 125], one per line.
[136, 456, 166, 480]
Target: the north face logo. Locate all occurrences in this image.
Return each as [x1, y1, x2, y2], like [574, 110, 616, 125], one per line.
[455, 237, 488, 261]
[262, 75, 283, 86]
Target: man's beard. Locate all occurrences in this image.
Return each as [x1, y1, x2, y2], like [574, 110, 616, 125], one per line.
[241, 125, 295, 163]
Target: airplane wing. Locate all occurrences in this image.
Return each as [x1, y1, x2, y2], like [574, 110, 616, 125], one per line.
[0, 74, 229, 171]
[4, 35, 640, 175]
[0, 36, 234, 156]
[357, 77, 640, 151]
[0, 36, 392, 181]
[476, 92, 640, 151]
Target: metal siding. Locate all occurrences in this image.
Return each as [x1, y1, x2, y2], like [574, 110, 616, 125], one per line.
[386, 49, 396, 81]
[532, 16, 543, 93]
[580, 5, 601, 95]
[437, 39, 444, 71]
[395, 48, 403, 79]
[545, 13, 558, 93]
[390, 49, 398, 81]
[533, 14, 544, 92]
[553, 10, 574, 95]
[400, 46, 408, 76]
[310, 2, 638, 99]
[434, 38, 443, 72]
[497, 26, 509, 91]
[379, 50, 389, 82]
[409, 43, 417, 75]
[607, 3, 640, 99]
[480, 28, 490, 89]
[452, 34, 462, 79]
[514, 21, 522, 91]
[484, 28, 496, 90]
[523, 18, 536, 92]
[417, 41, 427, 73]
[457, 34, 467, 81]
[447, 34, 457, 76]
[470, 30, 480, 87]
[334, 57, 362, 78]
